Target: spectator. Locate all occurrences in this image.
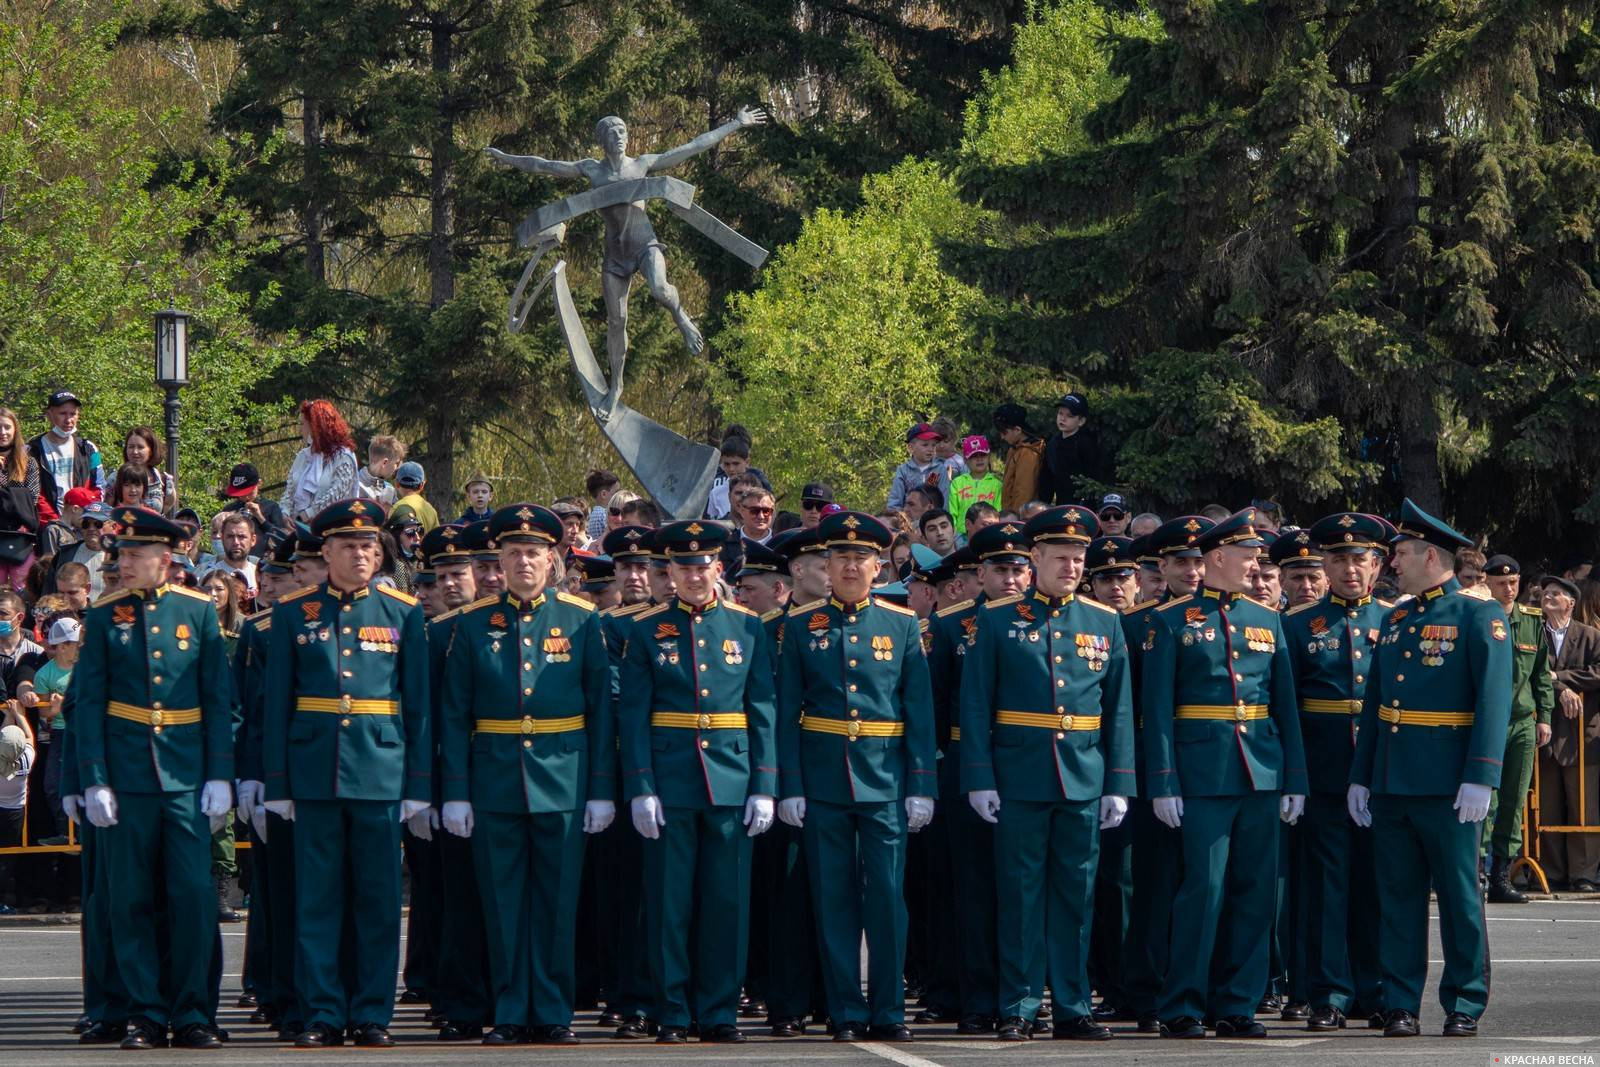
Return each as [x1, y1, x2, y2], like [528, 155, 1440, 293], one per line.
[773, 510, 802, 534]
[1097, 494, 1131, 536]
[1542, 576, 1600, 890]
[0, 590, 45, 711]
[800, 483, 834, 529]
[218, 462, 288, 557]
[54, 563, 90, 616]
[930, 416, 968, 494]
[0, 409, 41, 595]
[0, 702, 37, 907]
[48, 502, 111, 599]
[551, 499, 591, 552]
[919, 508, 957, 558]
[120, 427, 177, 515]
[198, 566, 246, 641]
[1019, 499, 1049, 521]
[946, 435, 1002, 537]
[1129, 511, 1162, 538]
[1251, 498, 1284, 534]
[618, 497, 663, 528]
[30, 615, 77, 846]
[887, 422, 943, 510]
[1560, 555, 1594, 583]
[357, 434, 406, 509]
[110, 464, 153, 510]
[383, 514, 423, 593]
[37, 485, 96, 564]
[734, 485, 777, 545]
[1040, 392, 1111, 507]
[457, 472, 494, 524]
[384, 461, 438, 531]
[877, 509, 913, 543]
[209, 512, 259, 597]
[902, 485, 941, 539]
[991, 403, 1044, 512]
[1455, 547, 1487, 590]
[964, 500, 1001, 539]
[585, 469, 622, 541]
[26, 390, 105, 516]
[705, 426, 771, 520]
[605, 491, 640, 533]
[280, 399, 359, 524]
[1200, 503, 1231, 523]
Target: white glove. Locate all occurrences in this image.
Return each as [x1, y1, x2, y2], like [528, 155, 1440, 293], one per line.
[631, 795, 665, 840]
[201, 780, 233, 833]
[583, 799, 616, 834]
[1099, 795, 1128, 830]
[778, 797, 807, 828]
[441, 801, 474, 838]
[264, 799, 296, 822]
[905, 795, 935, 832]
[84, 785, 118, 828]
[406, 807, 435, 841]
[1454, 782, 1492, 824]
[1347, 784, 1371, 828]
[743, 794, 775, 837]
[1152, 796, 1184, 829]
[63, 795, 82, 826]
[1280, 794, 1306, 825]
[969, 790, 1001, 824]
[235, 780, 264, 824]
[399, 798, 431, 825]
[250, 806, 269, 843]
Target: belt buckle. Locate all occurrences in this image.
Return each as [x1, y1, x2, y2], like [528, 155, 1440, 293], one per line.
[697, 713, 711, 730]
[149, 709, 164, 726]
[1234, 703, 1248, 722]
[521, 716, 534, 735]
[339, 694, 352, 713]
[1059, 714, 1073, 731]
[847, 720, 861, 739]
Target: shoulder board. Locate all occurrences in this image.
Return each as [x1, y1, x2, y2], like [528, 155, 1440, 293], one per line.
[92, 588, 137, 609]
[935, 598, 976, 618]
[787, 598, 828, 618]
[1285, 601, 1319, 616]
[1377, 598, 1395, 609]
[1155, 595, 1194, 613]
[1457, 585, 1492, 601]
[377, 585, 418, 606]
[459, 595, 500, 615]
[723, 601, 758, 617]
[169, 585, 212, 602]
[760, 607, 784, 623]
[277, 585, 317, 603]
[603, 602, 650, 620]
[634, 603, 671, 621]
[872, 599, 916, 617]
[1127, 598, 1161, 614]
[555, 591, 595, 612]
[1517, 604, 1543, 616]
[430, 607, 463, 624]
[1079, 597, 1116, 614]
[247, 607, 273, 623]
[1240, 595, 1279, 613]
[983, 594, 1024, 610]
[222, 628, 240, 640]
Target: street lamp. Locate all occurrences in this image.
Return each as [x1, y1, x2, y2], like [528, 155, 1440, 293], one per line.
[154, 306, 190, 487]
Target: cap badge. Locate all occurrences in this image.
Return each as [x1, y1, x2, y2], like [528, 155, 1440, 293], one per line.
[121, 511, 136, 524]
[685, 522, 704, 535]
[516, 506, 535, 520]
[1065, 509, 1081, 524]
[349, 501, 368, 514]
[1184, 519, 1201, 533]
[1338, 515, 1356, 527]
[842, 515, 861, 529]
[1002, 524, 1021, 535]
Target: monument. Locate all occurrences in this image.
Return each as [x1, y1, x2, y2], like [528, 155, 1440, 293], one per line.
[488, 106, 770, 518]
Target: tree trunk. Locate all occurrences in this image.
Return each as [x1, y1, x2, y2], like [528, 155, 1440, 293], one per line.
[428, 18, 455, 310]
[302, 95, 325, 283]
[425, 412, 455, 521]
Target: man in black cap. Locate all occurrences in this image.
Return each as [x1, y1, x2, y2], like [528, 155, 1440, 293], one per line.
[1040, 393, 1111, 509]
[799, 483, 834, 530]
[28, 389, 105, 512]
[219, 462, 288, 557]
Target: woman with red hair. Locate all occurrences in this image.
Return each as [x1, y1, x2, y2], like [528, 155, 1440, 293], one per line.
[280, 399, 359, 522]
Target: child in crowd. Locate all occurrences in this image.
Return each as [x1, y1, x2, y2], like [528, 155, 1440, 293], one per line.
[585, 469, 621, 541]
[357, 434, 406, 508]
[947, 435, 1004, 536]
[705, 426, 771, 520]
[886, 422, 943, 510]
[458, 473, 493, 523]
[31, 614, 79, 845]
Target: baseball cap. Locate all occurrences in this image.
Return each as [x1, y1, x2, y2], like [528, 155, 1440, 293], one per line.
[225, 463, 260, 497]
[961, 435, 991, 459]
[905, 422, 941, 443]
[1098, 493, 1127, 516]
[800, 482, 835, 504]
[62, 486, 100, 508]
[47, 617, 82, 645]
[396, 461, 425, 489]
[46, 389, 81, 408]
[1056, 393, 1087, 416]
[0, 725, 28, 781]
[81, 502, 114, 525]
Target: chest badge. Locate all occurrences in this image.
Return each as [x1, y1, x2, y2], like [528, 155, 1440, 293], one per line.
[656, 622, 680, 640]
[489, 612, 507, 629]
[1244, 626, 1275, 653]
[723, 639, 744, 665]
[175, 622, 192, 651]
[1490, 619, 1507, 642]
[360, 627, 399, 653]
[871, 634, 895, 661]
[543, 635, 572, 663]
[1076, 633, 1109, 671]
[1015, 603, 1035, 622]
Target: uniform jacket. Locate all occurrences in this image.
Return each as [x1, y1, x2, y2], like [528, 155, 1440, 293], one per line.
[618, 596, 777, 808]
[1351, 578, 1513, 795]
[1508, 603, 1556, 725]
[777, 596, 937, 804]
[1284, 593, 1391, 796]
[74, 583, 235, 793]
[262, 581, 431, 803]
[1548, 618, 1600, 768]
[439, 589, 611, 814]
[232, 609, 271, 782]
[1141, 586, 1308, 798]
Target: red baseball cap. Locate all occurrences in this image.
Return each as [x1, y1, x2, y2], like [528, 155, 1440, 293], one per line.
[906, 422, 940, 442]
[63, 486, 101, 508]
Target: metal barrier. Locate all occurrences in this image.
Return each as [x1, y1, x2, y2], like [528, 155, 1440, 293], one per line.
[1510, 714, 1595, 893]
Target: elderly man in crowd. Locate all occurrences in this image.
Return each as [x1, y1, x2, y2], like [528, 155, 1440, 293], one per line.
[1538, 575, 1600, 891]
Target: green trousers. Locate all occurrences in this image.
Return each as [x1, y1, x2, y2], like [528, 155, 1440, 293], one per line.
[1160, 792, 1278, 1022]
[642, 806, 751, 1029]
[942, 743, 999, 1017]
[751, 821, 820, 1023]
[1299, 793, 1384, 1011]
[994, 798, 1099, 1021]
[803, 799, 907, 1028]
[474, 810, 584, 1028]
[434, 829, 491, 1025]
[292, 799, 401, 1030]
[1123, 798, 1182, 1015]
[1371, 795, 1490, 1018]
[210, 815, 237, 879]
[593, 819, 653, 1018]
[1090, 818, 1131, 1011]
[103, 790, 216, 1029]
[262, 812, 301, 1026]
[1488, 715, 1537, 860]
[78, 822, 129, 1024]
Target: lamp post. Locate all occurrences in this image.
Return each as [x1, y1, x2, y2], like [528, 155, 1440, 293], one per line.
[154, 306, 190, 487]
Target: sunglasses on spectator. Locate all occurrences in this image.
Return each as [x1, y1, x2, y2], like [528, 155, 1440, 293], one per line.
[744, 505, 774, 517]
[1099, 509, 1126, 520]
[81, 520, 105, 529]
[801, 499, 828, 511]
[608, 507, 624, 516]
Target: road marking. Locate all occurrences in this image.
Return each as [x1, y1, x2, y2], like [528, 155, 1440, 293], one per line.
[861, 1042, 951, 1067]
[1488, 916, 1600, 923]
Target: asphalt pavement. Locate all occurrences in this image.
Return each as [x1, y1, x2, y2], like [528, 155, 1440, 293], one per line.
[2, 900, 1598, 1066]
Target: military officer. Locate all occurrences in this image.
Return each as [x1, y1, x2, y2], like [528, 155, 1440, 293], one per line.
[75, 507, 236, 1050]
[1482, 555, 1554, 904]
[1143, 508, 1308, 1039]
[438, 504, 613, 1045]
[733, 540, 790, 615]
[1283, 513, 1389, 1029]
[616, 521, 778, 1044]
[1349, 500, 1512, 1038]
[777, 511, 937, 1041]
[262, 499, 433, 1048]
[646, 533, 677, 604]
[1253, 530, 1284, 607]
[960, 509, 1133, 1041]
[1274, 528, 1328, 608]
[1088, 535, 1138, 611]
[463, 518, 506, 597]
[1131, 534, 1165, 604]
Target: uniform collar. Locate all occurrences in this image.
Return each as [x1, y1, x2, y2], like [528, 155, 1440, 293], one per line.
[134, 583, 171, 603]
[829, 595, 872, 613]
[1422, 577, 1461, 601]
[504, 589, 546, 612]
[324, 581, 372, 602]
[1200, 584, 1242, 608]
[1329, 593, 1372, 608]
[1031, 589, 1074, 610]
[677, 596, 720, 615]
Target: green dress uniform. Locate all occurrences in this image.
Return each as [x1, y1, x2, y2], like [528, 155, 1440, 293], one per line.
[1282, 513, 1392, 1021]
[74, 517, 236, 1036]
[960, 512, 1136, 1032]
[438, 501, 612, 1041]
[617, 521, 778, 1037]
[1350, 501, 1512, 1030]
[777, 512, 937, 1035]
[262, 502, 433, 1038]
[1142, 510, 1308, 1030]
[1483, 556, 1554, 877]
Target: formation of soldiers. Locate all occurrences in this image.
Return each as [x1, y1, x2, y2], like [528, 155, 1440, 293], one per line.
[60, 493, 1511, 1048]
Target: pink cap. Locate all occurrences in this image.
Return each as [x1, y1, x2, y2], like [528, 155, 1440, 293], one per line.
[961, 435, 991, 459]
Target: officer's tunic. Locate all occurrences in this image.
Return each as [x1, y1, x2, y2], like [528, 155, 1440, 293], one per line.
[777, 596, 937, 1028]
[618, 595, 778, 1030]
[262, 581, 431, 1031]
[74, 583, 235, 1030]
[1350, 578, 1512, 1018]
[439, 589, 611, 1029]
[961, 590, 1136, 1021]
[1488, 603, 1553, 861]
[1142, 587, 1309, 1022]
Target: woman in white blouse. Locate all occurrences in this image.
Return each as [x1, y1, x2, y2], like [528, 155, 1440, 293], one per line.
[280, 399, 359, 523]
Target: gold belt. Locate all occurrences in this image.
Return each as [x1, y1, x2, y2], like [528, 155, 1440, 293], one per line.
[948, 726, 961, 742]
[474, 714, 586, 735]
[1378, 707, 1474, 728]
[994, 710, 1102, 731]
[296, 697, 400, 715]
[1175, 703, 1268, 722]
[650, 712, 748, 730]
[107, 701, 200, 727]
[801, 715, 904, 739]
[1302, 698, 1363, 715]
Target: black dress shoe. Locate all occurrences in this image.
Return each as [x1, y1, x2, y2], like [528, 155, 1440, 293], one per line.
[438, 1021, 483, 1041]
[80, 1020, 127, 1044]
[656, 1025, 689, 1044]
[832, 1021, 868, 1042]
[1055, 1014, 1114, 1040]
[1137, 1012, 1161, 1034]
[1383, 1009, 1420, 1037]
[277, 1022, 305, 1042]
[1366, 1011, 1387, 1030]
[399, 989, 428, 1004]
[1307, 1005, 1346, 1031]
[1256, 994, 1283, 1016]
[532, 1025, 579, 1045]
[598, 1009, 624, 1027]
[614, 1015, 653, 1039]
[1035, 1002, 1053, 1020]
[1215, 1015, 1267, 1038]
[352, 1024, 394, 1047]
[702, 1024, 746, 1043]
[482, 1025, 524, 1045]
[237, 992, 258, 1009]
[998, 1016, 1032, 1040]
[248, 1007, 272, 1026]
[73, 1013, 93, 1034]
[913, 1006, 958, 1024]
[1160, 1015, 1206, 1039]
[870, 1023, 914, 1041]
[120, 1018, 168, 1050]
[1442, 1011, 1478, 1037]
[1281, 1000, 1311, 1020]
[739, 998, 766, 1018]
[173, 1023, 223, 1049]
[770, 1017, 805, 1037]
[958, 1014, 996, 1034]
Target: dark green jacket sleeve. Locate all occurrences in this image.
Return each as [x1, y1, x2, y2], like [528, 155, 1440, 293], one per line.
[399, 602, 433, 804]
[744, 617, 779, 798]
[261, 604, 293, 802]
[616, 613, 657, 801]
[1531, 635, 1555, 726]
[198, 604, 237, 783]
[438, 615, 471, 805]
[1464, 600, 1514, 788]
[72, 603, 111, 790]
[580, 612, 614, 803]
[1099, 618, 1137, 797]
[777, 616, 805, 800]
[897, 611, 937, 799]
[958, 608, 998, 795]
[1141, 611, 1181, 798]
[1268, 616, 1308, 796]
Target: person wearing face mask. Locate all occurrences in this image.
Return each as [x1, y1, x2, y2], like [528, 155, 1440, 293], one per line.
[27, 390, 105, 516]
